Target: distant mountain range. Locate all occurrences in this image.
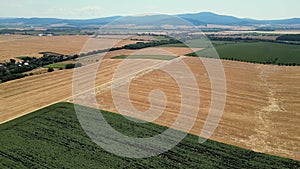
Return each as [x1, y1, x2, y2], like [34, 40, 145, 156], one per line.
[0, 12, 299, 27]
[178, 12, 300, 25]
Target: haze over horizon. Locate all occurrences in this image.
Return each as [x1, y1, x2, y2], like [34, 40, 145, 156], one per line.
[0, 0, 299, 20]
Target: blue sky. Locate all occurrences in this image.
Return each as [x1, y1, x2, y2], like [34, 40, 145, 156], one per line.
[0, 0, 299, 19]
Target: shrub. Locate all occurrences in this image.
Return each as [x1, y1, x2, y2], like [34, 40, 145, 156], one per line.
[47, 67, 54, 72]
[65, 64, 75, 69]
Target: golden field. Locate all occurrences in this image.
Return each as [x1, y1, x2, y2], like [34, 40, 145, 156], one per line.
[0, 54, 299, 160]
[0, 35, 299, 160]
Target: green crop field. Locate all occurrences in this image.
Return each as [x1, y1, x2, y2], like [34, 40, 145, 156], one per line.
[0, 102, 299, 168]
[112, 55, 178, 60]
[160, 39, 236, 48]
[187, 41, 300, 65]
[44, 62, 67, 69]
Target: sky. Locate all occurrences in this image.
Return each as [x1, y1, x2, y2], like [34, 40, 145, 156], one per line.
[0, 0, 299, 20]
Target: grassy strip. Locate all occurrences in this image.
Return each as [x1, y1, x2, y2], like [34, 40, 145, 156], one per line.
[112, 55, 178, 60]
[43, 62, 67, 69]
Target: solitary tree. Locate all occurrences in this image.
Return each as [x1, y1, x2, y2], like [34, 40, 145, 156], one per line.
[47, 67, 54, 72]
[10, 59, 16, 64]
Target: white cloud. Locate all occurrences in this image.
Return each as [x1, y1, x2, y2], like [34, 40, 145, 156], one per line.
[77, 6, 102, 18]
[46, 5, 102, 19]
[44, 5, 102, 19]
[80, 6, 101, 12]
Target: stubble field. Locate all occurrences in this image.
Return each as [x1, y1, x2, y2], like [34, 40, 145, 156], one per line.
[0, 51, 299, 160]
[94, 57, 300, 160]
[0, 35, 88, 61]
[0, 35, 139, 62]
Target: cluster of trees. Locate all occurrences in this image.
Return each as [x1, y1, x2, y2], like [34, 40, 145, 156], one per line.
[0, 59, 33, 82]
[77, 38, 182, 58]
[47, 67, 54, 72]
[209, 36, 300, 45]
[65, 63, 83, 69]
[254, 28, 275, 31]
[277, 34, 300, 42]
[187, 54, 299, 66]
[208, 36, 255, 42]
[234, 58, 299, 66]
[0, 27, 93, 36]
[78, 49, 109, 58]
[0, 53, 78, 83]
[122, 38, 181, 50]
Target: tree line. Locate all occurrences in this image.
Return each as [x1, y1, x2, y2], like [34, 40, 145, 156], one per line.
[276, 34, 300, 42]
[0, 54, 78, 83]
[186, 54, 299, 66]
[208, 36, 300, 45]
[0, 38, 182, 83]
[77, 38, 182, 57]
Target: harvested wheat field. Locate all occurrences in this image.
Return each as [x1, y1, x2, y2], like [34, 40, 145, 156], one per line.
[0, 35, 139, 62]
[0, 35, 32, 42]
[80, 37, 140, 54]
[93, 58, 300, 160]
[0, 57, 165, 123]
[0, 35, 88, 61]
[0, 55, 299, 160]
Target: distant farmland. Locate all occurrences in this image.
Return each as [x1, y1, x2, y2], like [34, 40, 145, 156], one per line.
[0, 35, 139, 62]
[0, 102, 299, 168]
[187, 41, 300, 65]
[160, 39, 236, 48]
[0, 35, 88, 61]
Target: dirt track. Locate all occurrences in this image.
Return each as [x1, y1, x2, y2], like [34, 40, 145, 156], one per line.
[0, 54, 299, 160]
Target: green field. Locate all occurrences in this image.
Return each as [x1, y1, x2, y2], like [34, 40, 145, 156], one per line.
[112, 55, 178, 60]
[44, 62, 67, 69]
[187, 41, 300, 65]
[160, 39, 236, 48]
[0, 102, 299, 168]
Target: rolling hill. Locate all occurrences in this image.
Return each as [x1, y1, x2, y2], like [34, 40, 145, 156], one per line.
[0, 12, 299, 27]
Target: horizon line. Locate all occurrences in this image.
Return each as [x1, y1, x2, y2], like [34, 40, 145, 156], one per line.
[0, 11, 299, 21]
